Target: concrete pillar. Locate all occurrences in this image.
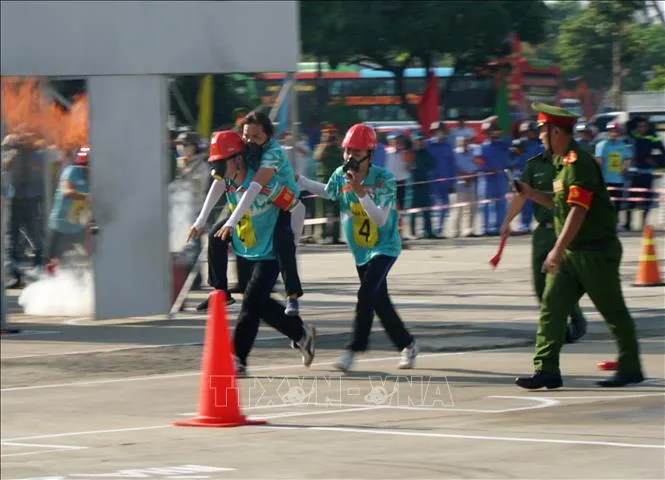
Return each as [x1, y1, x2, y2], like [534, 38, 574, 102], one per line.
[88, 75, 171, 319]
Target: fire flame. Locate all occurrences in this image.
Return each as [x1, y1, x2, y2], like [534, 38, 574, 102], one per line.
[1, 77, 88, 152]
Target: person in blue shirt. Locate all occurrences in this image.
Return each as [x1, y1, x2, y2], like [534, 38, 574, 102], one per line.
[216, 112, 305, 316]
[478, 119, 511, 235]
[595, 121, 632, 222]
[45, 146, 92, 274]
[409, 131, 436, 238]
[208, 130, 316, 376]
[426, 122, 456, 236]
[297, 124, 417, 372]
[517, 121, 545, 232]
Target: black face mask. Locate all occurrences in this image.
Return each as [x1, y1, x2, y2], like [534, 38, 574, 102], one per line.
[211, 160, 227, 179]
[342, 154, 369, 174]
[244, 142, 264, 166]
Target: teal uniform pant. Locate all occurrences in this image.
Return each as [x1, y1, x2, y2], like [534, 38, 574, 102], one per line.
[532, 225, 585, 323]
[534, 237, 642, 375]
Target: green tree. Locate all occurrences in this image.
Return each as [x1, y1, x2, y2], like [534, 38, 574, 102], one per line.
[555, 1, 648, 95]
[644, 65, 665, 91]
[301, 0, 547, 120]
[624, 23, 665, 90]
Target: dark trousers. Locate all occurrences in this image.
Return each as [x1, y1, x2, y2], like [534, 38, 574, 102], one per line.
[347, 255, 414, 352]
[624, 172, 654, 230]
[233, 259, 305, 365]
[409, 185, 433, 237]
[274, 209, 303, 298]
[207, 217, 253, 293]
[9, 197, 43, 266]
[606, 182, 624, 216]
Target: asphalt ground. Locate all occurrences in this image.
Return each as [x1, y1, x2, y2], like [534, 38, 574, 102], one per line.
[2, 233, 664, 479]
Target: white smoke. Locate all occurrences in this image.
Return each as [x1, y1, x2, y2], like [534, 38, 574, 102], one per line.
[18, 269, 94, 317]
[169, 179, 196, 253]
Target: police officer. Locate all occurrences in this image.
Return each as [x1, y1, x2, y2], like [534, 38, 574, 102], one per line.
[514, 103, 644, 389]
[501, 150, 587, 344]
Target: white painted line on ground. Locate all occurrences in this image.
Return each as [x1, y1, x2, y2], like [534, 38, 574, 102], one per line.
[1, 448, 85, 458]
[0, 348, 499, 392]
[261, 425, 665, 450]
[1, 441, 87, 450]
[1, 406, 382, 444]
[3, 425, 171, 442]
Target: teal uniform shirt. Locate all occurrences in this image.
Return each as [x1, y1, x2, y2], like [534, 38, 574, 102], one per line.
[225, 169, 280, 261]
[324, 165, 402, 266]
[260, 138, 300, 202]
[48, 165, 90, 234]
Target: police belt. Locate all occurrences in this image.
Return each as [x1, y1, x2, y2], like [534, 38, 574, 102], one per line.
[536, 222, 553, 230]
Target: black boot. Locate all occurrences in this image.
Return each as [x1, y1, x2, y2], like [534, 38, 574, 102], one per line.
[597, 372, 644, 388]
[565, 317, 588, 344]
[515, 371, 563, 390]
[195, 291, 235, 311]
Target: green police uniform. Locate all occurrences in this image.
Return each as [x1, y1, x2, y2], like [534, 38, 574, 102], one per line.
[521, 153, 587, 342]
[516, 103, 644, 390]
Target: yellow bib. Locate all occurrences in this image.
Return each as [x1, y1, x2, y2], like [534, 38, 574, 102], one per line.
[67, 199, 89, 225]
[607, 151, 623, 173]
[350, 202, 378, 248]
[229, 204, 256, 249]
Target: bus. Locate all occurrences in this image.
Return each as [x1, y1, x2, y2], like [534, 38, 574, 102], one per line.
[233, 39, 561, 137]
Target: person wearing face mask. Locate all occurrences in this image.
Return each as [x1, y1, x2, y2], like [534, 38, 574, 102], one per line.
[478, 119, 511, 235]
[513, 102, 643, 390]
[188, 131, 257, 309]
[296, 124, 418, 372]
[215, 112, 305, 316]
[193, 130, 316, 376]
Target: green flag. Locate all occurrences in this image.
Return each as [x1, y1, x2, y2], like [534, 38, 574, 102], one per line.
[494, 72, 511, 133]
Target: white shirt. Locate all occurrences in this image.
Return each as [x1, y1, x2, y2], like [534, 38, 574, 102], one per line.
[385, 148, 411, 182]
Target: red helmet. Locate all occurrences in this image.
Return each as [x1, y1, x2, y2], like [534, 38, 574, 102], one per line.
[342, 124, 377, 150]
[208, 130, 244, 162]
[75, 145, 90, 165]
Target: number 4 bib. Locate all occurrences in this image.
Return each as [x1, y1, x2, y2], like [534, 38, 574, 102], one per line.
[350, 202, 378, 248]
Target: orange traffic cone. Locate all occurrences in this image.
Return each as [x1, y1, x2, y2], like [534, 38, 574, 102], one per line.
[632, 225, 665, 287]
[173, 291, 266, 428]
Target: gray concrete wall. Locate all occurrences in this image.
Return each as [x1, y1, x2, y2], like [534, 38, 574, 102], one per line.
[1, 1, 299, 77]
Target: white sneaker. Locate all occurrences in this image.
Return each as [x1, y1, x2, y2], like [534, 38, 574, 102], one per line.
[398, 341, 418, 369]
[296, 324, 316, 367]
[334, 350, 355, 372]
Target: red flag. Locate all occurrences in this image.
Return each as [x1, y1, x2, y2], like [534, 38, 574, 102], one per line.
[417, 72, 439, 137]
